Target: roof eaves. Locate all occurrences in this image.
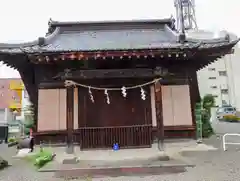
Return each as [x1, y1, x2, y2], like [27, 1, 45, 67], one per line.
[0, 27, 61, 52]
[197, 38, 239, 49]
[0, 40, 39, 49]
[16, 42, 200, 54]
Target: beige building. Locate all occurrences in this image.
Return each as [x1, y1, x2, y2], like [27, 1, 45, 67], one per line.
[197, 45, 240, 108]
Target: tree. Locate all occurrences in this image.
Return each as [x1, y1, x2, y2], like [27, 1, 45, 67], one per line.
[202, 94, 215, 109]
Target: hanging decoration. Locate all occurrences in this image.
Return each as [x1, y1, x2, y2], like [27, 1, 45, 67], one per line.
[104, 89, 110, 104]
[88, 87, 94, 103]
[121, 86, 127, 97]
[140, 87, 146, 100]
[64, 78, 161, 103]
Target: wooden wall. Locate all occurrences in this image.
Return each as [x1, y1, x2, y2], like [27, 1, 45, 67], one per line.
[78, 87, 152, 128]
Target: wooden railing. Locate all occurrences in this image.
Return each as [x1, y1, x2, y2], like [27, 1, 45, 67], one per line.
[34, 125, 152, 149]
[33, 130, 68, 145]
[74, 124, 152, 150]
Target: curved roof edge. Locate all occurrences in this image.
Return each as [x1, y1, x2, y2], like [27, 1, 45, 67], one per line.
[0, 27, 61, 49]
[0, 18, 175, 50]
[185, 30, 239, 44]
[0, 18, 238, 52]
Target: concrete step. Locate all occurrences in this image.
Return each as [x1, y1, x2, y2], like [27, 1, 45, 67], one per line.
[39, 157, 194, 172]
[52, 159, 194, 178]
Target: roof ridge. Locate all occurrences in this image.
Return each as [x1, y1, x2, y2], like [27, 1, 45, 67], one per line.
[48, 18, 174, 27]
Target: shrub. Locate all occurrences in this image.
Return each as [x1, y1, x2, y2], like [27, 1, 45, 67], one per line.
[201, 94, 215, 138]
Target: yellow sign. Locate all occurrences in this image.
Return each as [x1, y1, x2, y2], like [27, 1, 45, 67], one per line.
[9, 102, 21, 109]
[9, 81, 24, 90]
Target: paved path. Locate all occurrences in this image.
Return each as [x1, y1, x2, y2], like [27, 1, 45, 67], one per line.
[212, 119, 240, 135]
[3, 146, 240, 181]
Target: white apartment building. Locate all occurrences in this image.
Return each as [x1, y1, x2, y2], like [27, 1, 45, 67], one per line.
[197, 45, 240, 109]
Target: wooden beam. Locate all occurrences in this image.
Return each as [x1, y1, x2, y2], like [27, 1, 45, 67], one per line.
[160, 78, 189, 85]
[56, 68, 168, 80]
[39, 82, 65, 89]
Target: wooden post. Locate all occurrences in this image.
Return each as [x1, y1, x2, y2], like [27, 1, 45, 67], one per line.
[155, 81, 164, 150]
[66, 86, 74, 154]
[188, 70, 201, 139]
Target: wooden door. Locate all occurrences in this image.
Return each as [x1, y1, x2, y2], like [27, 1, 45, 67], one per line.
[77, 87, 152, 149]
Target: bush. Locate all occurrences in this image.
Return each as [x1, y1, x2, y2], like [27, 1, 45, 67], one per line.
[201, 94, 215, 138]
[201, 109, 214, 137]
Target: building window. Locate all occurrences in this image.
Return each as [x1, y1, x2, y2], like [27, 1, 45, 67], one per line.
[210, 85, 217, 89]
[219, 71, 227, 76]
[213, 95, 218, 98]
[208, 68, 216, 71]
[222, 100, 227, 105]
[221, 89, 229, 94]
[209, 77, 216, 80]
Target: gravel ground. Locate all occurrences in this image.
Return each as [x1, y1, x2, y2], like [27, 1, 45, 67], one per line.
[2, 139, 240, 181]
[0, 144, 56, 181]
[2, 120, 240, 181]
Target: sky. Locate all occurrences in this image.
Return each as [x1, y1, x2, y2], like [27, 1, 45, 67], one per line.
[0, 0, 239, 78]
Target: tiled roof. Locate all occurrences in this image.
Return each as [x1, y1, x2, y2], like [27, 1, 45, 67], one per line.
[41, 28, 180, 51]
[0, 18, 238, 54]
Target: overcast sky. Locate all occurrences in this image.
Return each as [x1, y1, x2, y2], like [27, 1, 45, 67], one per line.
[0, 0, 239, 78]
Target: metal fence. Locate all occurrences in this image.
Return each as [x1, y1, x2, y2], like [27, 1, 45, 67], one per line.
[223, 133, 240, 151]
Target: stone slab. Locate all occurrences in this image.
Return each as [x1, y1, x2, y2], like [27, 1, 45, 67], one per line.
[39, 157, 194, 172]
[53, 145, 170, 164]
[53, 158, 195, 178]
[55, 165, 187, 178]
[55, 153, 78, 164]
[38, 141, 214, 173]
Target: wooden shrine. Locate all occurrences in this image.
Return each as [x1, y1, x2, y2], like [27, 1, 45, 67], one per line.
[0, 18, 238, 149]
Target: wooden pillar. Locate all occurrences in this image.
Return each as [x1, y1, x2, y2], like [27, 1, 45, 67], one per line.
[33, 103, 38, 132]
[155, 81, 164, 150]
[66, 86, 74, 153]
[190, 71, 201, 102]
[188, 70, 201, 139]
